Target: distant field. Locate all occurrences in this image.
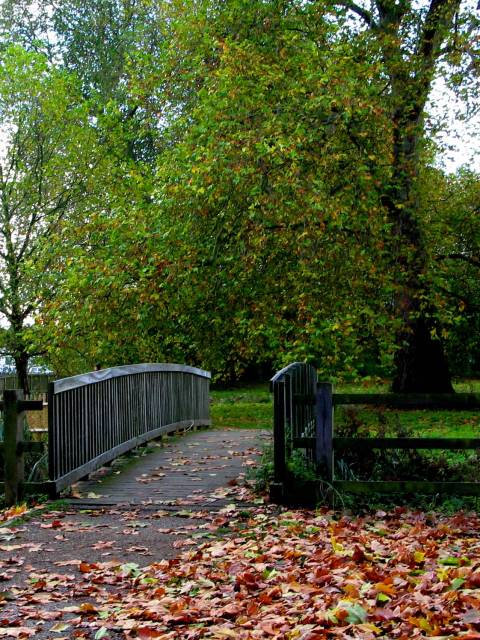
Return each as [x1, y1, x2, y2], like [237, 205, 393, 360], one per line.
[210, 384, 272, 430]
[210, 379, 480, 438]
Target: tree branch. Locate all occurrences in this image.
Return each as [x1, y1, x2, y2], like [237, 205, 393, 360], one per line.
[436, 252, 480, 269]
[334, 0, 376, 26]
[435, 284, 480, 312]
[416, 0, 461, 69]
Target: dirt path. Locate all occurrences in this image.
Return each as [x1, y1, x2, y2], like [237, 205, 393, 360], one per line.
[0, 428, 269, 638]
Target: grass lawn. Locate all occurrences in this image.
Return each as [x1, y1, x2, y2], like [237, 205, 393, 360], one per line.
[210, 378, 480, 437]
[210, 384, 272, 430]
[335, 378, 480, 439]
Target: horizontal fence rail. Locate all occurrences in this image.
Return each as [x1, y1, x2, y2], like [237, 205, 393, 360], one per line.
[271, 363, 480, 502]
[48, 363, 211, 493]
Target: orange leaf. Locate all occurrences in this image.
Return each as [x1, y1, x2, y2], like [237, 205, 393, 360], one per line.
[136, 629, 164, 639]
[375, 582, 396, 596]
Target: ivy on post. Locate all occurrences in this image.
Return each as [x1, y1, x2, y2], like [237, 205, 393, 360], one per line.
[4, 389, 25, 506]
[316, 382, 333, 482]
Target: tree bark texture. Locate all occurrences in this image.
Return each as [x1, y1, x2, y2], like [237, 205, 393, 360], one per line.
[14, 352, 30, 396]
[376, 0, 460, 392]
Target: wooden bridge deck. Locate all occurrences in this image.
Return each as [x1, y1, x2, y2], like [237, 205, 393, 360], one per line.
[69, 427, 268, 508]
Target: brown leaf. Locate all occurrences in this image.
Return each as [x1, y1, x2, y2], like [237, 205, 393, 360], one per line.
[40, 520, 63, 529]
[133, 631, 164, 640]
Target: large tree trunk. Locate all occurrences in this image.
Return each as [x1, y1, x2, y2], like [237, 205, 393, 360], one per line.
[391, 314, 453, 393]
[370, 0, 461, 392]
[386, 198, 454, 392]
[385, 105, 453, 393]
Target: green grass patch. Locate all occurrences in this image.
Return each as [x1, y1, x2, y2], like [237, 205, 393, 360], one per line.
[210, 384, 272, 430]
[334, 378, 480, 394]
[334, 378, 479, 440]
[334, 380, 389, 393]
[335, 406, 479, 439]
[391, 409, 478, 438]
[209, 379, 480, 433]
[452, 379, 480, 393]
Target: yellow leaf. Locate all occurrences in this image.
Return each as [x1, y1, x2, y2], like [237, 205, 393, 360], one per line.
[375, 582, 396, 595]
[407, 616, 433, 633]
[437, 567, 450, 581]
[414, 551, 425, 563]
[50, 623, 71, 633]
[330, 536, 346, 554]
[358, 623, 382, 635]
[212, 628, 237, 638]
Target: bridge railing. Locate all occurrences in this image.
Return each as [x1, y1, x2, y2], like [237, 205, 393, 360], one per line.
[48, 363, 211, 493]
[270, 362, 317, 499]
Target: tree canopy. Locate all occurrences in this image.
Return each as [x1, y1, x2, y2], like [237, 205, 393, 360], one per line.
[0, 0, 478, 388]
[0, 45, 97, 390]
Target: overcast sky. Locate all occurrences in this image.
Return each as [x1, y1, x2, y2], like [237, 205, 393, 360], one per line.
[429, 77, 480, 174]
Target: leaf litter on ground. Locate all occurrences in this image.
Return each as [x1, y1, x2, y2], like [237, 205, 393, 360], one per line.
[2, 493, 480, 639]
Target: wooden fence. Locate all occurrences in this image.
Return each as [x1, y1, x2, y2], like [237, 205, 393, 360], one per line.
[0, 391, 44, 505]
[271, 363, 480, 502]
[0, 374, 54, 394]
[1, 363, 211, 503]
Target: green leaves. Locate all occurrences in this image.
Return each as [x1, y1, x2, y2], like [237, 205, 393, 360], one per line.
[0, 44, 98, 384]
[0, 0, 475, 385]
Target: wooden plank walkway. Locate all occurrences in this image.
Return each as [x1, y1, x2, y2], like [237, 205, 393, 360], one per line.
[69, 428, 268, 508]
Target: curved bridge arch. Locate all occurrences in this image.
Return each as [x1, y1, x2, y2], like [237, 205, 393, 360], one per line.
[48, 363, 211, 493]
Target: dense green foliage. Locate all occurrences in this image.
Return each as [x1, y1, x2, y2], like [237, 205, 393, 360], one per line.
[0, 45, 97, 388]
[0, 0, 478, 385]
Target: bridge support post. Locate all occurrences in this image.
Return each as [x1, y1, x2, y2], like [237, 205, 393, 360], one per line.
[271, 380, 286, 501]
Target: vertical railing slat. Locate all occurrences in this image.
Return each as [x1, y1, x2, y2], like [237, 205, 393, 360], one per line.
[316, 382, 333, 482]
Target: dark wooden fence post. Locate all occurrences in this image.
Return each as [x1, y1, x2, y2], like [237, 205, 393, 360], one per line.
[47, 382, 59, 499]
[4, 390, 25, 506]
[316, 382, 333, 482]
[271, 379, 286, 500]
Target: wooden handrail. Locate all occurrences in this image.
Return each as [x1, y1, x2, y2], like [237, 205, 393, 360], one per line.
[53, 363, 211, 393]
